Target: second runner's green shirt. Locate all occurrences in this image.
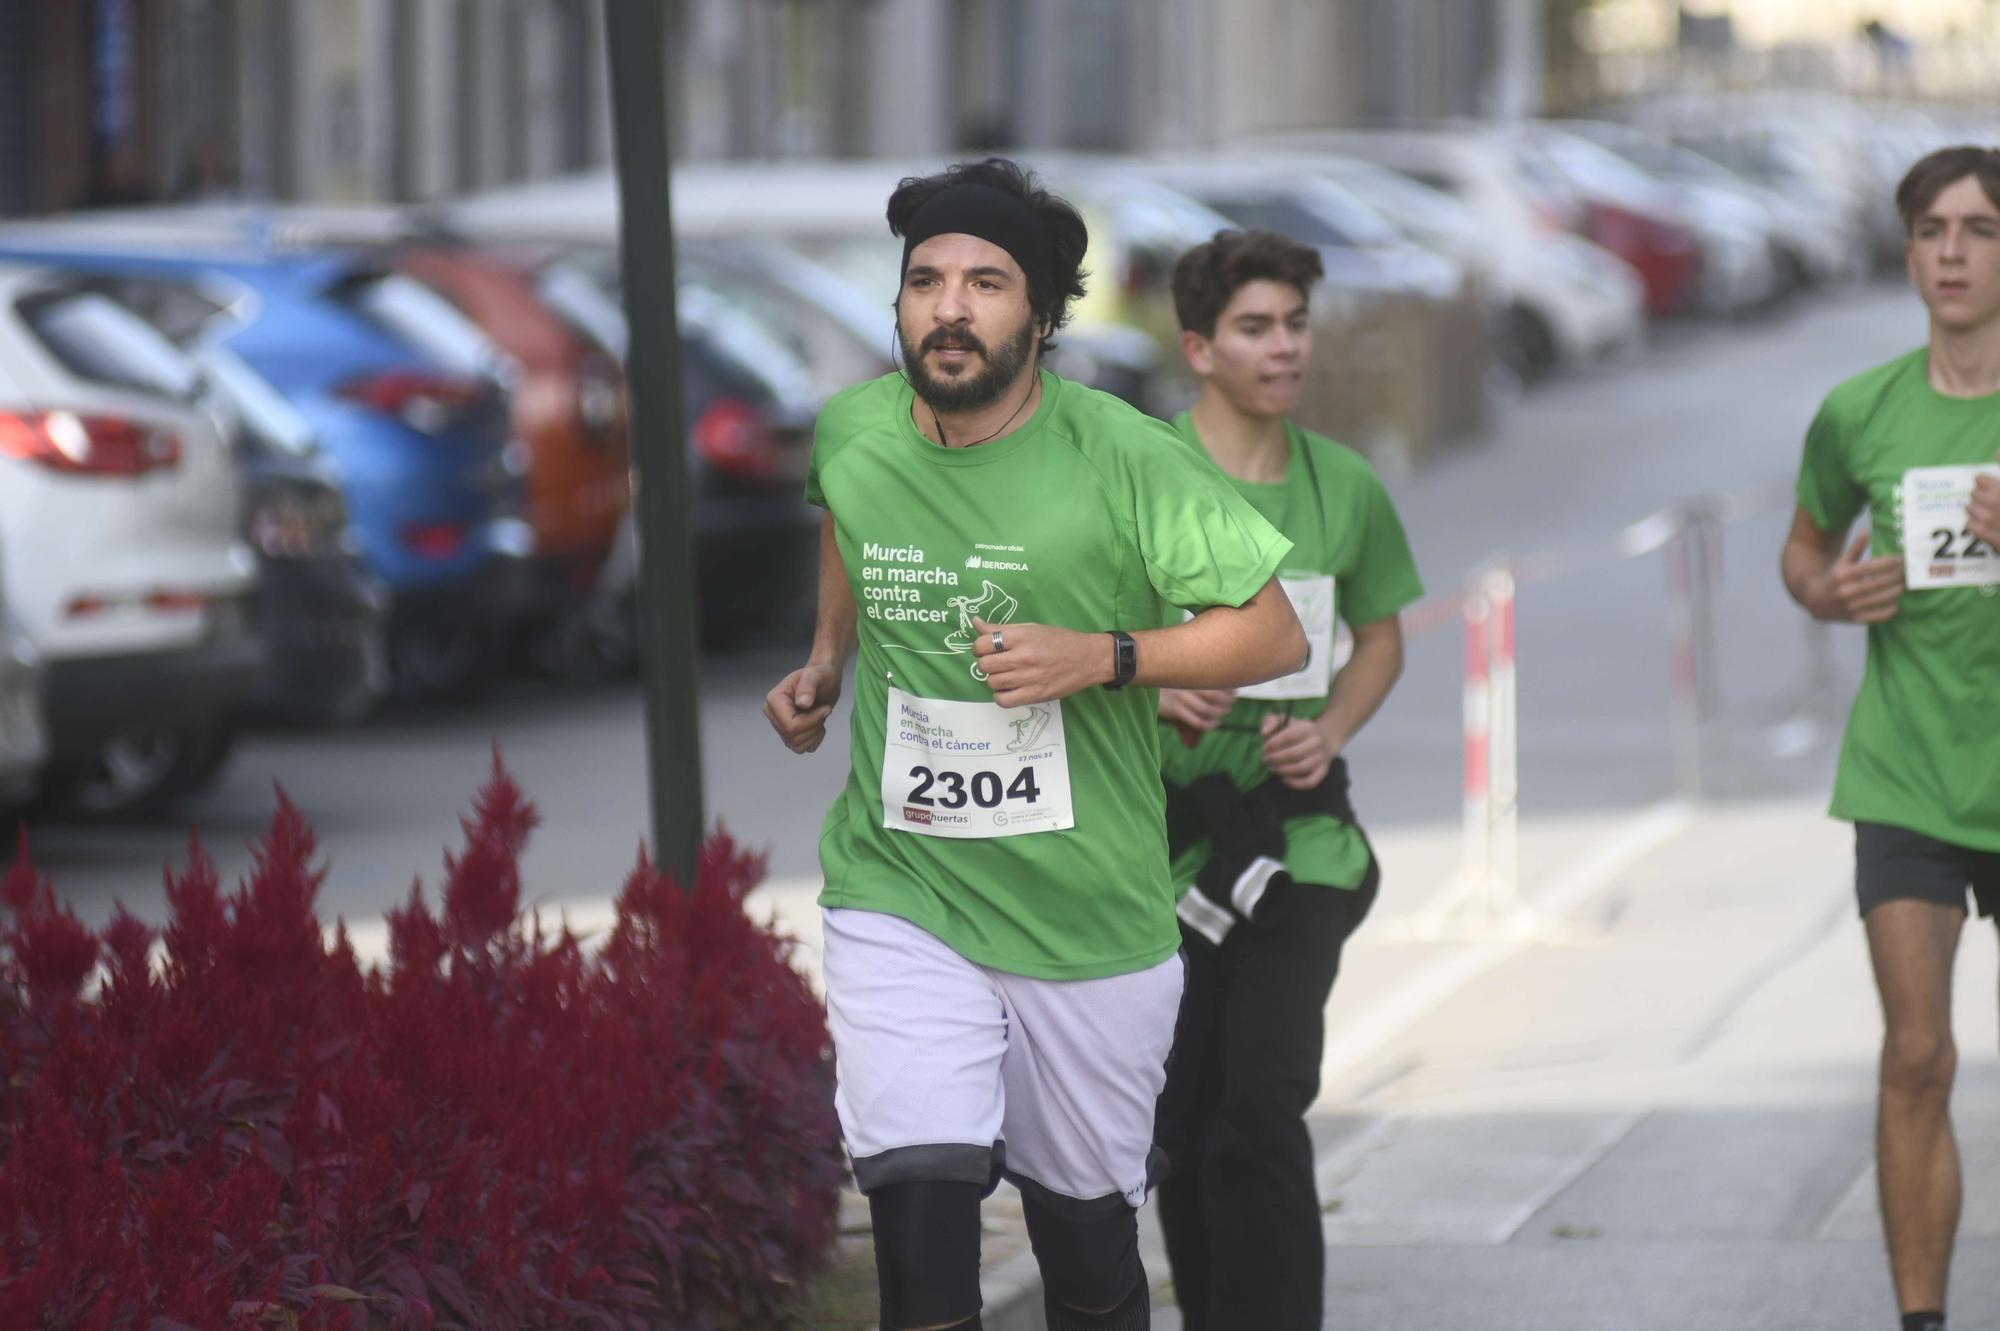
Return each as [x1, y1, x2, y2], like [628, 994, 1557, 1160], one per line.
[1160, 415, 1425, 892]
[808, 371, 1293, 979]
[1797, 348, 2000, 852]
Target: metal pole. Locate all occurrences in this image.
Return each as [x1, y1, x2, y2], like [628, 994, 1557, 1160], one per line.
[604, 0, 704, 886]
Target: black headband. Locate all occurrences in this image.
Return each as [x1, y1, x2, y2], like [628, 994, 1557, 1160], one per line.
[897, 182, 1055, 300]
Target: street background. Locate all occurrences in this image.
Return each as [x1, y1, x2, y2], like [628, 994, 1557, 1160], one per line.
[6, 2, 2000, 1327]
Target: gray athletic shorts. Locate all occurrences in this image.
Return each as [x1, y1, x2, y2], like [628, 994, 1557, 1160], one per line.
[1855, 821, 2000, 919]
[822, 906, 1183, 1207]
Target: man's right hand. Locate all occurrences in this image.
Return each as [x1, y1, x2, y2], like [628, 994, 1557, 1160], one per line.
[1158, 688, 1236, 736]
[1806, 530, 1905, 624]
[765, 662, 843, 754]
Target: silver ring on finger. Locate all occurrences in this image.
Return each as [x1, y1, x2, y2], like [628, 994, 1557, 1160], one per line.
[991, 629, 1005, 652]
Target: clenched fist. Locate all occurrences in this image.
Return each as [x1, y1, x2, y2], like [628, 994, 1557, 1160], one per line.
[764, 661, 843, 753]
[969, 616, 1114, 707]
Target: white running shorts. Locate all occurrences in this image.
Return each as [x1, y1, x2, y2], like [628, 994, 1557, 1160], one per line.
[822, 906, 1184, 1208]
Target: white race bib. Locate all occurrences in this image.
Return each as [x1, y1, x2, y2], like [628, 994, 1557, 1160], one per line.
[1901, 465, 2000, 590]
[881, 687, 1074, 838]
[1236, 573, 1337, 701]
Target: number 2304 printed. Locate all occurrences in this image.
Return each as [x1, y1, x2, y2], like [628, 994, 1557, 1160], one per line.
[905, 765, 1043, 810]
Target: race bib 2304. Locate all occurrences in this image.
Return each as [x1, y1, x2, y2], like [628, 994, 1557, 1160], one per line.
[881, 688, 1074, 838]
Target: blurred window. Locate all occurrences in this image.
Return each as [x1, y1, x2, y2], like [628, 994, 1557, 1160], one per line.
[21, 291, 204, 401]
[1327, 163, 1477, 240]
[196, 343, 317, 457]
[1537, 133, 1670, 209]
[678, 284, 819, 419]
[1509, 142, 1582, 215]
[1204, 195, 1354, 248]
[535, 261, 629, 360]
[343, 273, 513, 383]
[85, 276, 239, 343]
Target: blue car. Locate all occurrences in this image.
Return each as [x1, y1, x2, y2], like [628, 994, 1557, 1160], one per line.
[0, 238, 534, 697]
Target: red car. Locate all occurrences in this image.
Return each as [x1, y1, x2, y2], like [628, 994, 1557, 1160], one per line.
[392, 246, 632, 603]
[1515, 130, 1702, 319]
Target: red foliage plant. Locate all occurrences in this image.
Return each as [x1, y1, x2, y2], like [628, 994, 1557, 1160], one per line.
[0, 758, 844, 1330]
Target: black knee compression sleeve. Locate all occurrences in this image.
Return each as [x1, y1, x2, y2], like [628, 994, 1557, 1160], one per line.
[1018, 1180, 1145, 1324]
[1044, 1274, 1148, 1330]
[870, 1180, 984, 1328]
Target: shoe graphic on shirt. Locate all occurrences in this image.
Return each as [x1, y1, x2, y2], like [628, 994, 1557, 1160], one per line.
[944, 580, 1019, 653]
[1007, 704, 1052, 753]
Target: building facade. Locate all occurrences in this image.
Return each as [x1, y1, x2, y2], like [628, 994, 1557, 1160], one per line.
[0, 0, 1544, 217]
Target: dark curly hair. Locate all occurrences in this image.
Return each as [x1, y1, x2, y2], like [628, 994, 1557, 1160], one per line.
[1896, 145, 2000, 234]
[1171, 229, 1325, 339]
[886, 157, 1090, 355]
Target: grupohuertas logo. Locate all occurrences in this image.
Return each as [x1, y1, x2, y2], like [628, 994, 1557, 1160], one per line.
[965, 554, 1031, 572]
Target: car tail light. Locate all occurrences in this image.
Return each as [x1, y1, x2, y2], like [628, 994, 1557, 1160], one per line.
[401, 522, 468, 560]
[0, 411, 181, 477]
[691, 396, 785, 481]
[337, 371, 490, 434]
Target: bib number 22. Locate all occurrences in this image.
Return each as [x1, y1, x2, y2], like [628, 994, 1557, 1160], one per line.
[1932, 527, 1993, 561]
[906, 765, 1043, 810]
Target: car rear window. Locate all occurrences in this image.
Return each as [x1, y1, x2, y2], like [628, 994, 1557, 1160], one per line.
[342, 273, 512, 382]
[196, 343, 317, 457]
[679, 284, 819, 419]
[21, 290, 204, 402]
[534, 262, 629, 360]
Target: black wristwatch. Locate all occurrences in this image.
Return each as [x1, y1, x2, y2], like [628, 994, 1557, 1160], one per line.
[1105, 630, 1138, 691]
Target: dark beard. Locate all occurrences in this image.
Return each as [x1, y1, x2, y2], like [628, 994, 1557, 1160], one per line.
[900, 316, 1037, 414]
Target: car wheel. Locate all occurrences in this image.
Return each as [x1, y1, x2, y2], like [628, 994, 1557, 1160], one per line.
[48, 724, 230, 818]
[391, 623, 490, 701]
[1500, 305, 1558, 383]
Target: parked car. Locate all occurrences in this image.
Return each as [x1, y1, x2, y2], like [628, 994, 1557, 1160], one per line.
[0, 540, 48, 803]
[444, 165, 1166, 413]
[560, 277, 824, 664]
[1268, 130, 1647, 379]
[390, 245, 632, 633]
[192, 341, 389, 723]
[0, 265, 260, 815]
[0, 233, 534, 699]
[1489, 127, 1703, 320]
[1555, 120, 1864, 294]
[1133, 160, 1490, 451]
[1523, 124, 1771, 319]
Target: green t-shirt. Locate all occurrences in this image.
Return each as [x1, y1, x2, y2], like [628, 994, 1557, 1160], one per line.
[1796, 348, 2000, 852]
[1159, 415, 1425, 891]
[807, 371, 1293, 979]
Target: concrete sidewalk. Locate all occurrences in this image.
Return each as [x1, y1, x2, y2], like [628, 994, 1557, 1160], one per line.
[750, 795, 2000, 1329]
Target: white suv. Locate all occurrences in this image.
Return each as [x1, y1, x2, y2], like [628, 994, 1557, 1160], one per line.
[0, 265, 259, 814]
[0, 542, 47, 801]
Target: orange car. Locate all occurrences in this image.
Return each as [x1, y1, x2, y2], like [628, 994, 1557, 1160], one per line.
[392, 246, 631, 597]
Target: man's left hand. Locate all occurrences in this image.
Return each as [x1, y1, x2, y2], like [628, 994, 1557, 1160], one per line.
[1261, 714, 1335, 790]
[1969, 449, 2000, 549]
[970, 616, 1112, 706]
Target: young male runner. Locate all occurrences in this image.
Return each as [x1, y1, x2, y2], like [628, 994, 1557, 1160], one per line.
[1781, 146, 2000, 1331]
[762, 159, 1307, 1331]
[1151, 230, 1423, 1330]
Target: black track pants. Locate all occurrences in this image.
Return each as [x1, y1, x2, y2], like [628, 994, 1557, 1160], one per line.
[1154, 859, 1379, 1330]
